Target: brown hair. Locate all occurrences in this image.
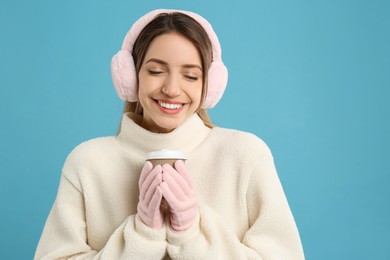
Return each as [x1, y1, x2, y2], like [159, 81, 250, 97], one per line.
[122, 12, 214, 128]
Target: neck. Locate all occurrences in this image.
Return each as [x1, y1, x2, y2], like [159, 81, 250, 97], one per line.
[117, 112, 211, 155]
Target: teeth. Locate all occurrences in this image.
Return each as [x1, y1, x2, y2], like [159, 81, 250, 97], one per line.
[158, 101, 183, 110]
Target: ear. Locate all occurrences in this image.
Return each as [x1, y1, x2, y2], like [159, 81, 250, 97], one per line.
[111, 50, 139, 102]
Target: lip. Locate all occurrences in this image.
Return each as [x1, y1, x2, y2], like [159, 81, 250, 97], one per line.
[154, 99, 186, 115]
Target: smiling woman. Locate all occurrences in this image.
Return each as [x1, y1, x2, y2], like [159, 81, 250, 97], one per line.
[34, 9, 305, 260]
[123, 11, 216, 129]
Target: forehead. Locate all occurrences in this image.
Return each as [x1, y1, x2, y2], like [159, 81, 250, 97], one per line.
[144, 32, 202, 66]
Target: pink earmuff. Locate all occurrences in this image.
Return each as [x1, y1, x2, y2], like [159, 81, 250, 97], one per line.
[111, 9, 228, 109]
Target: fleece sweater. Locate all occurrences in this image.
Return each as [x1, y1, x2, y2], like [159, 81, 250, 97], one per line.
[35, 112, 305, 260]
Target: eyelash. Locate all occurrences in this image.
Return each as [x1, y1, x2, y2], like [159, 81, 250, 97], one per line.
[148, 70, 199, 81]
[148, 70, 162, 75]
[185, 75, 198, 81]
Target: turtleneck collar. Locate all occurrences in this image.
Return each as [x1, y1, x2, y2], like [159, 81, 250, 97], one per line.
[116, 112, 211, 155]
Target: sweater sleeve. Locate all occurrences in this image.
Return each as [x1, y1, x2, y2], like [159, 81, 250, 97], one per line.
[164, 154, 305, 260]
[34, 172, 168, 259]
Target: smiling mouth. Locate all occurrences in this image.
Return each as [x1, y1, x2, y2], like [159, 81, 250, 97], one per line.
[157, 100, 184, 110]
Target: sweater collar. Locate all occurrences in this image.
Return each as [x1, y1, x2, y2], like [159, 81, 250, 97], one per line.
[117, 112, 211, 155]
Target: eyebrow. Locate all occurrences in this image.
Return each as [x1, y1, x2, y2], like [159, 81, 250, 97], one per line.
[145, 58, 203, 71]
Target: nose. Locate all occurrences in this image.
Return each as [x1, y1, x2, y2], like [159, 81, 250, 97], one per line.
[162, 74, 181, 97]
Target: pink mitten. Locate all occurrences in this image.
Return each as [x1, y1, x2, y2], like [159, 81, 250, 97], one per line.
[137, 161, 164, 229]
[160, 160, 198, 231]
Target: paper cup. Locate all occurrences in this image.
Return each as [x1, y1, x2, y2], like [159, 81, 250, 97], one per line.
[146, 150, 187, 213]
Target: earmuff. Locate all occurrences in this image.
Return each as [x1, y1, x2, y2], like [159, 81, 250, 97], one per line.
[111, 9, 228, 109]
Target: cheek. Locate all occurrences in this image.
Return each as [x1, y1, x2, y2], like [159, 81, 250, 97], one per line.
[137, 76, 154, 97]
[188, 84, 203, 108]
[137, 82, 153, 107]
[137, 81, 146, 99]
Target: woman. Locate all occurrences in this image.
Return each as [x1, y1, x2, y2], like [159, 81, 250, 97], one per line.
[35, 9, 305, 259]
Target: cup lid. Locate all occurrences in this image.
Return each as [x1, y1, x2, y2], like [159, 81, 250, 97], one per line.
[146, 150, 187, 160]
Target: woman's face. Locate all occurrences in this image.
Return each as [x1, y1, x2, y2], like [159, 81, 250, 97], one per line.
[138, 32, 203, 133]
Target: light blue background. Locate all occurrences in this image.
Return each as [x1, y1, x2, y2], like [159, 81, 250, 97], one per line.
[1, 0, 389, 259]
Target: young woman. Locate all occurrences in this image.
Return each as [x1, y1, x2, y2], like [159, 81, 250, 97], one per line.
[35, 9, 305, 259]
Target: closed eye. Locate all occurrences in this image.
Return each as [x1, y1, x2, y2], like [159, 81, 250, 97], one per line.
[148, 70, 163, 75]
[185, 75, 199, 81]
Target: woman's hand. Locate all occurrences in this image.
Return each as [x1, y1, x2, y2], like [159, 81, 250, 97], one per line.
[137, 161, 164, 230]
[160, 160, 198, 231]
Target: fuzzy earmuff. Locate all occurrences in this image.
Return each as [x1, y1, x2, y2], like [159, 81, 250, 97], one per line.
[111, 9, 228, 109]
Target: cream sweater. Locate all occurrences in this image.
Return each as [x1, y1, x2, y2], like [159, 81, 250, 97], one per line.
[35, 113, 305, 259]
